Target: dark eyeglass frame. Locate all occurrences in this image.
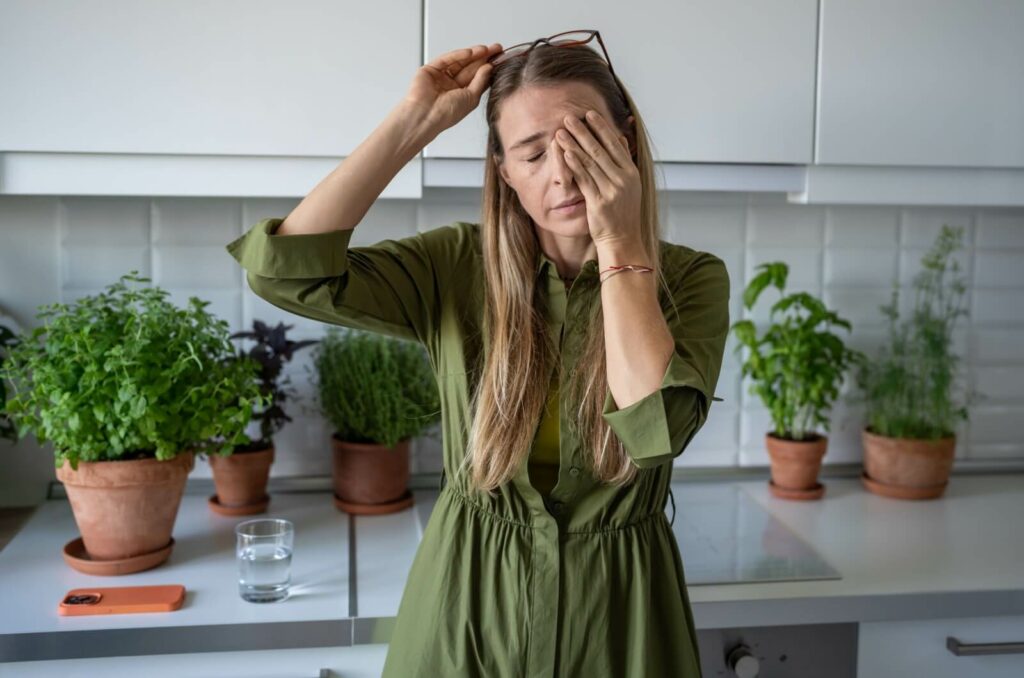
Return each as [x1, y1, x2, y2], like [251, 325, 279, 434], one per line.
[486, 29, 618, 81]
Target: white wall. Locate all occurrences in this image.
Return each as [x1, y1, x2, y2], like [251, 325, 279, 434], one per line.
[1, 190, 1022, 506]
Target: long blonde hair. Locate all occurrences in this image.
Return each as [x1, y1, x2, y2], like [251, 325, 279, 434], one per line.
[456, 43, 674, 497]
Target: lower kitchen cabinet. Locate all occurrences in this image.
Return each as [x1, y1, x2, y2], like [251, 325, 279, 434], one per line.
[0, 643, 390, 678]
[858, 615, 1024, 678]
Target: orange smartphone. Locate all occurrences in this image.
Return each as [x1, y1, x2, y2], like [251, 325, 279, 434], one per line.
[58, 584, 185, 616]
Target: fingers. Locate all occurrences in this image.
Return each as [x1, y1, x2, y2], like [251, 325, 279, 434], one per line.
[575, 111, 631, 171]
[466, 60, 495, 100]
[426, 46, 476, 74]
[427, 43, 502, 83]
[454, 56, 490, 90]
[557, 114, 613, 191]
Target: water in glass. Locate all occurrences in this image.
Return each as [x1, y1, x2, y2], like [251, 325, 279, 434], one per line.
[236, 518, 293, 603]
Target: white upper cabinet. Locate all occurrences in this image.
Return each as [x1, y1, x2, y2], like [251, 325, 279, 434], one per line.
[4, 0, 1021, 199]
[0, 0, 423, 197]
[423, 0, 819, 165]
[816, 0, 1024, 168]
[0, 0, 419, 156]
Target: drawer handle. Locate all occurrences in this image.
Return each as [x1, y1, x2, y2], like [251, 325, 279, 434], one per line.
[946, 636, 1024, 656]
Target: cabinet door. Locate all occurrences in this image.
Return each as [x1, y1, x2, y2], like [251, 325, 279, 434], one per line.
[858, 615, 1024, 678]
[0, 0, 419, 158]
[425, 0, 818, 164]
[817, 0, 1024, 168]
[0, 644, 391, 678]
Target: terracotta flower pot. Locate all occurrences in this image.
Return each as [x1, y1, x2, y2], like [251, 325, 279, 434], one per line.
[861, 427, 954, 500]
[208, 445, 274, 510]
[55, 451, 194, 561]
[765, 432, 828, 493]
[330, 434, 414, 515]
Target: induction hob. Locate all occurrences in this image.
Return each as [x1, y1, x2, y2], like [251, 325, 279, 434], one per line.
[669, 482, 841, 585]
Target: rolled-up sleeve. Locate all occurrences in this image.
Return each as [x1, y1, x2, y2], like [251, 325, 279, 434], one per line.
[226, 217, 460, 345]
[601, 252, 730, 469]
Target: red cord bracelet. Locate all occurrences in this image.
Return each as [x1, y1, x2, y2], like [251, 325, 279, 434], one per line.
[599, 264, 653, 283]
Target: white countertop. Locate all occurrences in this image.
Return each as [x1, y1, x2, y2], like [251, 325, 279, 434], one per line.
[688, 473, 1024, 627]
[0, 491, 351, 634]
[2, 472, 1022, 662]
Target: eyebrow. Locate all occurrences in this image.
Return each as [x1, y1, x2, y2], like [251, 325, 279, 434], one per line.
[509, 132, 547, 152]
[509, 114, 588, 153]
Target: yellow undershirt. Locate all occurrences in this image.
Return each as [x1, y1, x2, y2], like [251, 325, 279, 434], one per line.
[529, 368, 561, 498]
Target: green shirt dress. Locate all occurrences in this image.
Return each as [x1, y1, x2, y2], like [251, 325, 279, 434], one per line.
[226, 218, 730, 678]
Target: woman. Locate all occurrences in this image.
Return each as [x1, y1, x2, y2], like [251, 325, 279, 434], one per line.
[227, 34, 729, 677]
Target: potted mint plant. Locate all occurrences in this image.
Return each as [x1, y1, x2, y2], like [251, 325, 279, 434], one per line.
[311, 327, 440, 515]
[203, 320, 318, 516]
[1, 272, 267, 573]
[731, 262, 864, 500]
[854, 225, 979, 500]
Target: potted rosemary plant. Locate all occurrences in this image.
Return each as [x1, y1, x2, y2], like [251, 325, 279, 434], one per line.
[311, 327, 441, 515]
[854, 225, 978, 500]
[0, 272, 267, 573]
[731, 262, 863, 500]
[204, 320, 318, 516]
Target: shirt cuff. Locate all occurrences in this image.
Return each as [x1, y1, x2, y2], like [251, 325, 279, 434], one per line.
[225, 217, 356, 279]
[601, 351, 722, 469]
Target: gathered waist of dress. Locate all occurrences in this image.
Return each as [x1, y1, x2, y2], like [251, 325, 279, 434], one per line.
[438, 481, 673, 534]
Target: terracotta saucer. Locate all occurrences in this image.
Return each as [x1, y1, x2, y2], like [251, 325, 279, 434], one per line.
[860, 471, 947, 500]
[63, 536, 175, 576]
[768, 479, 826, 501]
[333, 489, 415, 515]
[208, 493, 271, 516]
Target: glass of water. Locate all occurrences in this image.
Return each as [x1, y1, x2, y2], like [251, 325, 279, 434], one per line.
[236, 518, 294, 603]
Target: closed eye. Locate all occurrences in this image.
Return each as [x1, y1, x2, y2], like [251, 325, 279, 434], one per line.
[526, 151, 544, 163]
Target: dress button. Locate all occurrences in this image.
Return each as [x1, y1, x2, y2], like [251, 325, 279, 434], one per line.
[568, 466, 580, 477]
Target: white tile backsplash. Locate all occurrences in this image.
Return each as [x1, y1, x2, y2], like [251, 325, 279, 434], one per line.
[971, 328, 1024, 363]
[824, 248, 898, 287]
[155, 247, 241, 288]
[747, 204, 825, 246]
[2, 192, 1024, 505]
[747, 247, 822, 290]
[63, 246, 150, 289]
[972, 289, 1024, 327]
[152, 198, 241, 246]
[900, 207, 974, 247]
[976, 209, 1024, 247]
[822, 288, 894, 329]
[825, 206, 899, 247]
[61, 197, 150, 246]
[899, 246, 972, 287]
[972, 250, 1024, 288]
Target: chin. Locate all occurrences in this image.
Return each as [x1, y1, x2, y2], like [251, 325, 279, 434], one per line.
[537, 218, 589, 237]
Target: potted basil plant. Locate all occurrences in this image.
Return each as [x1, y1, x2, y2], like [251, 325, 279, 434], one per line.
[731, 262, 864, 501]
[0, 320, 20, 444]
[0, 272, 268, 573]
[204, 320, 319, 516]
[854, 225, 980, 500]
[310, 327, 441, 515]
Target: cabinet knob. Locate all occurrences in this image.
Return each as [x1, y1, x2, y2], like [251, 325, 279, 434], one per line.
[726, 643, 760, 678]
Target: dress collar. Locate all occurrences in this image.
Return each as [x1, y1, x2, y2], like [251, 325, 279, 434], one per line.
[535, 249, 600, 282]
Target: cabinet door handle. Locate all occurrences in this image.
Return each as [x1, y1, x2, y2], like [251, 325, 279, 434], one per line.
[946, 636, 1024, 656]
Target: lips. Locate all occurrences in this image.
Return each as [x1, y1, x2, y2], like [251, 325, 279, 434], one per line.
[554, 198, 584, 209]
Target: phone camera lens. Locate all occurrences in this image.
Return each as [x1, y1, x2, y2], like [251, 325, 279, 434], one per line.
[64, 594, 100, 605]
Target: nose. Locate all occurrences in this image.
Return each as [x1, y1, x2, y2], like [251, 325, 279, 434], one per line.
[549, 135, 575, 186]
